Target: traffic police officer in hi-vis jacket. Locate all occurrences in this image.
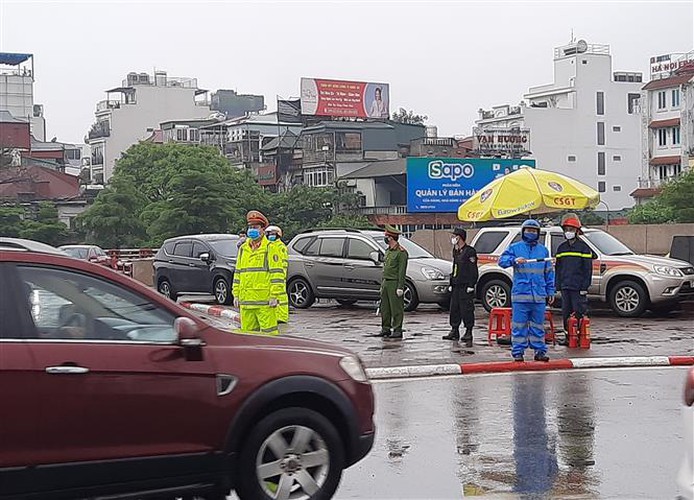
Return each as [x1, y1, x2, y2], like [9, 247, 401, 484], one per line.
[442, 227, 478, 347]
[378, 225, 408, 340]
[555, 213, 595, 343]
[232, 211, 285, 335]
[499, 219, 556, 362]
[265, 225, 289, 324]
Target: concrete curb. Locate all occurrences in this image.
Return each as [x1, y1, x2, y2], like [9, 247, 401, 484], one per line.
[365, 356, 694, 380]
[179, 301, 241, 324]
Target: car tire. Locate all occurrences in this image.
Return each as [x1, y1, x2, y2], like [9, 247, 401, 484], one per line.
[213, 276, 233, 305]
[481, 279, 511, 312]
[158, 277, 177, 301]
[288, 278, 316, 309]
[235, 407, 345, 500]
[403, 281, 419, 312]
[609, 280, 648, 317]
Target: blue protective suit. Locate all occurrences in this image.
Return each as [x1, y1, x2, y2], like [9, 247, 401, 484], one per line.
[499, 234, 556, 357]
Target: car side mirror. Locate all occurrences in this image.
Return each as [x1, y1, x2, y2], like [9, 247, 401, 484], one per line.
[174, 317, 205, 360]
[369, 251, 383, 264]
[199, 252, 211, 263]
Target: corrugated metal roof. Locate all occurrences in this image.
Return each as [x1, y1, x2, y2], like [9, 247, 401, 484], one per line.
[649, 118, 680, 128]
[649, 155, 681, 165]
[343, 158, 406, 179]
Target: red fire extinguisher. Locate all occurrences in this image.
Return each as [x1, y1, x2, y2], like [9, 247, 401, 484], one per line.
[567, 314, 579, 348]
[579, 316, 591, 349]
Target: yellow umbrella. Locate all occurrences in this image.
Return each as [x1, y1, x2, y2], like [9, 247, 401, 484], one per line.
[457, 167, 600, 222]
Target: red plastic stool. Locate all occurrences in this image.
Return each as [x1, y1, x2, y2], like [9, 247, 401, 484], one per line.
[544, 310, 556, 345]
[488, 307, 557, 345]
[488, 307, 512, 343]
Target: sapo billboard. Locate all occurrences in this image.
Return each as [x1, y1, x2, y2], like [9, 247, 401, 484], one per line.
[406, 158, 536, 213]
[300, 78, 389, 119]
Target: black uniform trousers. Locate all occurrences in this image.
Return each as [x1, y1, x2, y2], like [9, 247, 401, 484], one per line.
[449, 286, 475, 331]
[561, 289, 588, 331]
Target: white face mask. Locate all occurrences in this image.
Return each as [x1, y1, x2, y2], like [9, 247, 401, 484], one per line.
[451, 236, 459, 246]
[564, 231, 576, 240]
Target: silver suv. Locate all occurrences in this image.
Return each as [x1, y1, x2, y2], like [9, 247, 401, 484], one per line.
[470, 226, 694, 317]
[287, 229, 453, 312]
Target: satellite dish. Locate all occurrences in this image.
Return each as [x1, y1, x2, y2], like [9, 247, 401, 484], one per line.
[576, 40, 588, 53]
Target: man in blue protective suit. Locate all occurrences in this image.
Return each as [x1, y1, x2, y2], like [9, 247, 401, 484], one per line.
[499, 219, 556, 362]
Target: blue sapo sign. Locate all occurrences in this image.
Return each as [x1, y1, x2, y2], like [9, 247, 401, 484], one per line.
[406, 158, 536, 213]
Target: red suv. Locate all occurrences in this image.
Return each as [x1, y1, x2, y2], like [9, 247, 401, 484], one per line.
[0, 238, 375, 500]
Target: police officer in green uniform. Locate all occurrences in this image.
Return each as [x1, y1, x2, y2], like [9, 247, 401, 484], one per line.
[378, 225, 409, 339]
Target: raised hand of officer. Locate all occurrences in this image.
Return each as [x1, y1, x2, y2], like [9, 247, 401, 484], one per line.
[515, 257, 527, 265]
[269, 297, 279, 307]
[396, 289, 404, 297]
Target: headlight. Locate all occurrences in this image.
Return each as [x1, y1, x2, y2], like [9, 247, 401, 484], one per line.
[421, 266, 446, 280]
[653, 265, 683, 277]
[339, 356, 368, 382]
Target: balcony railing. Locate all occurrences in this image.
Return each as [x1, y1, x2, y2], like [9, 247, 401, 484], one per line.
[87, 122, 110, 140]
[96, 100, 121, 113]
[357, 205, 408, 215]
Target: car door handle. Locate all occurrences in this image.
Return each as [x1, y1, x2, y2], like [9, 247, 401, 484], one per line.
[304, 262, 314, 267]
[168, 260, 174, 264]
[45, 366, 90, 375]
[189, 263, 197, 267]
[344, 265, 355, 270]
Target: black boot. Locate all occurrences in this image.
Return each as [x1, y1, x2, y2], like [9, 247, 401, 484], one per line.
[534, 352, 550, 362]
[389, 330, 403, 340]
[461, 328, 473, 347]
[442, 329, 459, 341]
[376, 329, 391, 338]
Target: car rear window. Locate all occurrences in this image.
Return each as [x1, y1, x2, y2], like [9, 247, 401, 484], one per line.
[474, 231, 509, 254]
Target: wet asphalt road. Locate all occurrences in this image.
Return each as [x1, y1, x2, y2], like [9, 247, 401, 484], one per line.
[335, 367, 689, 499]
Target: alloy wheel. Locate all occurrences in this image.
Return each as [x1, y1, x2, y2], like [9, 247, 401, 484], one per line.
[486, 285, 508, 308]
[290, 281, 309, 307]
[215, 279, 228, 304]
[615, 286, 640, 313]
[256, 425, 330, 500]
[159, 281, 171, 298]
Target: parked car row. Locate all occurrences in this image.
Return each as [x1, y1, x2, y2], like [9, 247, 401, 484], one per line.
[0, 237, 375, 500]
[469, 226, 694, 317]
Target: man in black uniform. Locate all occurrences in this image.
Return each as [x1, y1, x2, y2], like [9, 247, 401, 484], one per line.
[443, 227, 479, 346]
[555, 213, 595, 344]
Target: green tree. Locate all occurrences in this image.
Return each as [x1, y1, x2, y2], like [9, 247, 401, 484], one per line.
[659, 169, 694, 222]
[76, 179, 149, 248]
[0, 205, 26, 237]
[19, 201, 68, 246]
[627, 198, 675, 224]
[391, 107, 428, 125]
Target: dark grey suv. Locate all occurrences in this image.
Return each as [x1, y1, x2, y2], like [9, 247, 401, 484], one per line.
[154, 234, 240, 305]
[287, 229, 452, 312]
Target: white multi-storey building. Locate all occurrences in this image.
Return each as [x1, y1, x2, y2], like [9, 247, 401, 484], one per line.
[0, 53, 46, 141]
[476, 40, 644, 210]
[86, 71, 212, 183]
[631, 51, 694, 204]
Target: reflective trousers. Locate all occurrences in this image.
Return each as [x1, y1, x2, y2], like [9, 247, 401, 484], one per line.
[511, 302, 547, 357]
[240, 306, 278, 336]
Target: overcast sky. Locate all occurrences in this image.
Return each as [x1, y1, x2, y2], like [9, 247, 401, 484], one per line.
[1, 0, 693, 144]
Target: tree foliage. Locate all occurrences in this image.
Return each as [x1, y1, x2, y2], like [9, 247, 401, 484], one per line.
[76, 142, 372, 248]
[628, 170, 694, 224]
[390, 107, 428, 125]
[0, 202, 68, 246]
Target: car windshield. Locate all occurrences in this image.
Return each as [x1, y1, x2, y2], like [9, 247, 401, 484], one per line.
[61, 247, 89, 259]
[583, 231, 634, 256]
[367, 232, 434, 259]
[208, 238, 238, 257]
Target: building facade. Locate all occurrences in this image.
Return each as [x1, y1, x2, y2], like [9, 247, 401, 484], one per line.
[631, 51, 694, 204]
[85, 71, 212, 183]
[0, 53, 46, 142]
[476, 40, 643, 210]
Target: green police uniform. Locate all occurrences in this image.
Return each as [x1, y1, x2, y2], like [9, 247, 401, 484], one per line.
[381, 227, 408, 338]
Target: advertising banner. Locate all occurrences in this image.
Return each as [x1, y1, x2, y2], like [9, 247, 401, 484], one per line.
[300, 78, 389, 119]
[407, 158, 536, 213]
[472, 127, 531, 156]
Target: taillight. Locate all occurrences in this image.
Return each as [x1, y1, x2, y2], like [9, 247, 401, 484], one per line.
[685, 368, 694, 407]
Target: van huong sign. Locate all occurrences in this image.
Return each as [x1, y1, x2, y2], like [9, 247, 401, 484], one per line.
[473, 127, 531, 156]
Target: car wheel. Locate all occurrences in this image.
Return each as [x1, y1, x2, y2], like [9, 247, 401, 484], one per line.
[481, 279, 511, 312]
[336, 299, 357, 307]
[403, 281, 419, 312]
[235, 408, 344, 500]
[213, 276, 232, 305]
[158, 278, 177, 301]
[609, 280, 648, 317]
[288, 278, 315, 309]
